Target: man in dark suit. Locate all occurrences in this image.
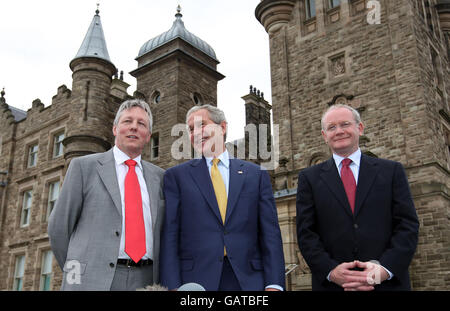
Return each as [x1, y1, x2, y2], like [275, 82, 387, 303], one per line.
[49, 100, 165, 290]
[160, 104, 285, 291]
[296, 104, 419, 291]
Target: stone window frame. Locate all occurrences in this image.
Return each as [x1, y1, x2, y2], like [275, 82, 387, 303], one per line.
[48, 127, 65, 160]
[328, 0, 341, 9]
[192, 92, 203, 106]
[38, 248, 53, 291]
[326, 0, 341, 24]
[301, 0, 318, 35]
[52, 133, 65, 159]
[443, 122, 450, 164]
[11, 252, 26, 291]
[19, 188, 33, 228]
[42, 175, 61, 222]
[150, 132, 160, 161]
[305, 0, 317, 19]
[16, 176, 35, 229]
[26, 141, 39, 168]
[429, 42, 445, 99]
[151, 90, 161, 105]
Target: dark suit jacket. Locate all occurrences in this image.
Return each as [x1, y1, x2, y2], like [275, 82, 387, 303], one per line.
[160, 157, 285, 290]
[296, 154, 419, 291]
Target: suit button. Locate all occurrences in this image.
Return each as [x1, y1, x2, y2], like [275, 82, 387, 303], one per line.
[115, 231, 120, 237]
[224, 231, 228, 235]
[353, 224, 358, 229]
[219, 257, 223, 262]
[110, 262, 115, 268]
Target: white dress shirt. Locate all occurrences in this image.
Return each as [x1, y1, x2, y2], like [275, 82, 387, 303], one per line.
[113, 146, 153, 260]
[327, 148, 393, 281]
[205, 150, 230, 196]
[333, 148, 361, 184]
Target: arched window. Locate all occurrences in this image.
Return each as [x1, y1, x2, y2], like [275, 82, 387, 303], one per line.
[193, 92, 202, 105]
[152, 90, 161, 105]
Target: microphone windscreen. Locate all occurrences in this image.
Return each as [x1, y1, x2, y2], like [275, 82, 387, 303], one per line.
[136, 284, 168, 291]
[177, 282, 206, 291]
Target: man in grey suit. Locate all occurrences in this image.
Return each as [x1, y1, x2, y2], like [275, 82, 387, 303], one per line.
[48, 99, 165, 291]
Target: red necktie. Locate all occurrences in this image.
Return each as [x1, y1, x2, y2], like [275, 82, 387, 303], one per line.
[340, 158, 356, 214]
[124, 159, 146, 263]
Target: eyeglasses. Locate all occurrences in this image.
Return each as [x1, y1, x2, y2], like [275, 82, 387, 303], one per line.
[324, 121, 355, 132]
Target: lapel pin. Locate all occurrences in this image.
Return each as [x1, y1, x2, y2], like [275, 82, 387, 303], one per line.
[237, 170, 243, 174]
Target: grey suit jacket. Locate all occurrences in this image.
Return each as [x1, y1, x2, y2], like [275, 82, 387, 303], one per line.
[48, 148, 165, 290]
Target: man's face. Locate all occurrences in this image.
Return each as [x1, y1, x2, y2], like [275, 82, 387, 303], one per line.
[113, 106, 151, 158]
[187, 109, 226, 157]
[321, 107, 364, 157]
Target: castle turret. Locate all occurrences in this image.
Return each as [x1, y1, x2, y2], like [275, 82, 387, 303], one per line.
[130, 6, 224, 169]
[242, 85, 272, 161]
[64, 7, 117, 161]
[256, 0, 296, 173]
[255, 0, 296, 34]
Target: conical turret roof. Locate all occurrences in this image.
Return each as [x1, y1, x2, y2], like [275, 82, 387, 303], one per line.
[71, 7, 114, 66]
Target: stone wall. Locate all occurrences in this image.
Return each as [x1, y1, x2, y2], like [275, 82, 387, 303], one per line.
[257, 0, 450, 290]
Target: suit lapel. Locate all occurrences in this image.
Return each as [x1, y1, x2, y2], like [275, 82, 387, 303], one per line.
[142, 162, 159, 230]
[225, 159, 246, 224]
[188, 158, 223, 224]
[96, 149, 122, 216]
[320, 158, 354, 218]
[354, 154, 380, 217]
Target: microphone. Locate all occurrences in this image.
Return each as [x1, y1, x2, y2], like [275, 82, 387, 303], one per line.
[137, 284, 168, 291]
[177, 282, 206, 291]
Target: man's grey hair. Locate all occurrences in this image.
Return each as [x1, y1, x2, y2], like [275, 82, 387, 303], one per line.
[185, 104, 227, 125]
[186, 104, 228, 140]
[114, 99, 153, 133]
[321, 104, 362, 130]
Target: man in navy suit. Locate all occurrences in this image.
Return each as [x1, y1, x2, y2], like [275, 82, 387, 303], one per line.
[160, 104, 285, 291]
[296, 104, 419, 291]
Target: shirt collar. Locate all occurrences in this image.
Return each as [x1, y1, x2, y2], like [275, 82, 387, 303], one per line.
[205, 149, 230, 169]
[333, 148, 361, 168]
[113, 145, 142, 170]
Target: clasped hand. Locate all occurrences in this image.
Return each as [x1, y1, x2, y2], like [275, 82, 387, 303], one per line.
[330, 260, 389, 291]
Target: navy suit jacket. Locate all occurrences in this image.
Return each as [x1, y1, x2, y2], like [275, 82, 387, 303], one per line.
[160, 157, 285, 291]
[296, 154, 419, 291]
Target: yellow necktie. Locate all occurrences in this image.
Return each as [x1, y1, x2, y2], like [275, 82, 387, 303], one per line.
[211, 158, 228, 256]
[211, 158, 227, 224]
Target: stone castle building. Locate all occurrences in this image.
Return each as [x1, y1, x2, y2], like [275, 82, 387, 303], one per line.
[256, 0, 449, 290]
[0, 1, 448, 291]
